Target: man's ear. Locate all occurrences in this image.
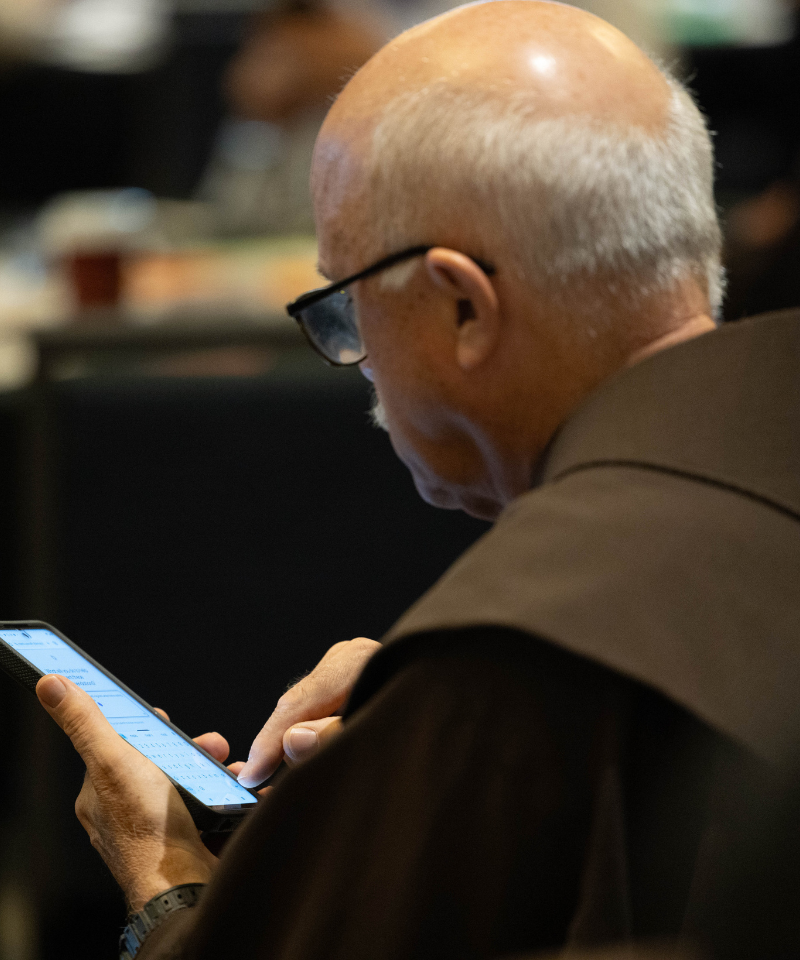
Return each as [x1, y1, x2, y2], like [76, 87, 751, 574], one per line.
[424, 247, 500, 371]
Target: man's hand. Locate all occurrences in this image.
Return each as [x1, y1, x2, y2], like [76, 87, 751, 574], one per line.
[236, 637, 380, 787]
[36, 675, 219, 911]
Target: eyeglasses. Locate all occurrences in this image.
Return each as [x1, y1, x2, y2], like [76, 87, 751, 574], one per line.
[285, 244, 496, 366]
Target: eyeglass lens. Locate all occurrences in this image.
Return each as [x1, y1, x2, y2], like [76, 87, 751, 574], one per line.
[297, 290, 366, 365]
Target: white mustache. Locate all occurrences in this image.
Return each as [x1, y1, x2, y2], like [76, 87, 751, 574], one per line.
[369, 392, 389, 431]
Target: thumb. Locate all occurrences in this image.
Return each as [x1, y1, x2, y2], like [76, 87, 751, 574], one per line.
[283, 717, 342, 765]
[36, 675, 122, 767]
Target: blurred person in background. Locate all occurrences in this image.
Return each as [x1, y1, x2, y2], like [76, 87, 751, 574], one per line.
[201, 1, 386, 235]
[29, 3, 800, 960]
[723, 159, 800, 319]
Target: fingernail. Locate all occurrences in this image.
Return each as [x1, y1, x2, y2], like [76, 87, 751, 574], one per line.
[39, 676, 67, 708]
[287, 727, 318, 759]
[237, 764, 256, 786]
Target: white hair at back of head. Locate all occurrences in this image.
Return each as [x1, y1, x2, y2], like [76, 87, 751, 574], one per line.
[367, 70, 724, 321]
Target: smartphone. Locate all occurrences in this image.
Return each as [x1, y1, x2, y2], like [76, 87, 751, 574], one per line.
[0, 621, 258, 832]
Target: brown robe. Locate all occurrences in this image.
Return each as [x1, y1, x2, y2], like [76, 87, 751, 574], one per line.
[138, 310, 800, 960]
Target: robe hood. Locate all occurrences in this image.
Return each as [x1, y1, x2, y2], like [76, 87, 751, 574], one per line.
[350, 310, 800, 766]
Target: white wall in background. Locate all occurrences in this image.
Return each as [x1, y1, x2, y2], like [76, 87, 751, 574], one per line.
[656, 0, 794, 46]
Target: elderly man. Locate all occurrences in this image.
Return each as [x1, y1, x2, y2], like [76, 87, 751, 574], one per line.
[35, 2, 800, 959]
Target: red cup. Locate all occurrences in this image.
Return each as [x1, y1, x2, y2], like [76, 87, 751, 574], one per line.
[64, 250, 123, 310]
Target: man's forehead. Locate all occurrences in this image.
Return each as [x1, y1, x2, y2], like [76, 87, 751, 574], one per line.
[312, 131, 376, 278]
[311, 131, 364, 206]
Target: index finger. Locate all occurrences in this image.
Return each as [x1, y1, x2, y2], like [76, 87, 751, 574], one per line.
[237, 637, 379, 787]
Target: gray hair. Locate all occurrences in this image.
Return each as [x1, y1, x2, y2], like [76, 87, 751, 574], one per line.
[365, 71, 724, 320]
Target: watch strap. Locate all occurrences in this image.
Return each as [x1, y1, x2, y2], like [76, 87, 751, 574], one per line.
[120, 883, 205, 959]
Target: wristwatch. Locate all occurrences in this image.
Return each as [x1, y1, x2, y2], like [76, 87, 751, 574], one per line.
[119, 883, 206, 959]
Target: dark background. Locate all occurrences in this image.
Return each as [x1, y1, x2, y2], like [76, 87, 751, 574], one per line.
[0, 369, 489, 959]
[46, 371, 488, 759]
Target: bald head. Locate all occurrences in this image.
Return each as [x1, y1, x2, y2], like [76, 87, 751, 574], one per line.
[309, 1, 721, 518]
[326, 0, 671, 138]
[313, 1, 721, 324]
[314, 0, 674, 240]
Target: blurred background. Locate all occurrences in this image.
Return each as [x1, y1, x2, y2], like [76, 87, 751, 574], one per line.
[0, 0, 798, 957]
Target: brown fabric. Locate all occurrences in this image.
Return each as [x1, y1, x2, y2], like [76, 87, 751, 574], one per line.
[136, 636, 736, 960]
[367, 311, 800, 765]
[539, 309, 800, 514]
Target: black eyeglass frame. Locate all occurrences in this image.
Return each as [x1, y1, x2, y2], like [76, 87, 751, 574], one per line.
[285, 244, 497, 366]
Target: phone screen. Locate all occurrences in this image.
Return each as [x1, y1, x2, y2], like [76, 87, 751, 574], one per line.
[0, 627, 256, 810]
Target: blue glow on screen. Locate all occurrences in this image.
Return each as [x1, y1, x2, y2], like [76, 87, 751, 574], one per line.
[1, 628, 255, 809]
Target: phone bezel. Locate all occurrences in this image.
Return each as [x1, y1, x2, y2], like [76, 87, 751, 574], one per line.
[0, 620, 259, 820]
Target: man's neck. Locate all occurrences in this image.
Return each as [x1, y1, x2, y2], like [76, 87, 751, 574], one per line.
[626, 313, 717, 368]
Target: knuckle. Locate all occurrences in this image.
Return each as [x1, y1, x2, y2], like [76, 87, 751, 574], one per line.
[326, 640, 351, 656]
[276, 681, 310, 711]
[62, 712, 105, 757]
[86, 827, 103, 852]
[75, 792, 91, 828]
[61, 712, 89, 743]
[351, 637, 379, 655]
